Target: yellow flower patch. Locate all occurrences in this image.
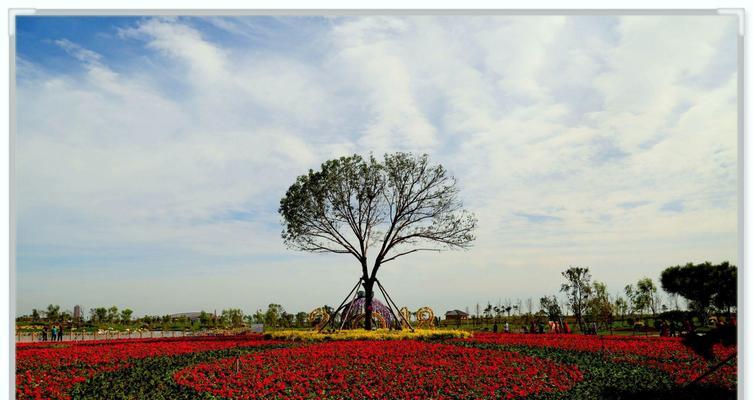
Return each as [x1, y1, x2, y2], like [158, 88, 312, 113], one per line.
[264, 329, 472, 341]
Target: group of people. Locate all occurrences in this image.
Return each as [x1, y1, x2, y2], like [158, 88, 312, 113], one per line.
[492, 322, 511, 333]
[655, 317, 736, 337]
[543, 320, 573, 334]
[656, 320, 683, 337]
[40, 325, 65, 341]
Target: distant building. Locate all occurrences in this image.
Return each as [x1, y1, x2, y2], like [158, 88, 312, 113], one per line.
[73, 305, 81, 320]
[445, 310, 469, 322]
[169, 312, 203, 322]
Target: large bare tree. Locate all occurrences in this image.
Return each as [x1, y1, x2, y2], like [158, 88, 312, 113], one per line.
[279, 152, 477, 329]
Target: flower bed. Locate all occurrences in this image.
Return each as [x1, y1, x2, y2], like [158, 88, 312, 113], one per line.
[469, 333, 737, 390]
[15, 332, 736, 399]
[16, 334, 278, 400]
[265, 328, 471, 342]
[174, 340, 584, 399]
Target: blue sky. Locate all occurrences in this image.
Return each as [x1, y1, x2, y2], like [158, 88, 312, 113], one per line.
[15, 15, 738, 316]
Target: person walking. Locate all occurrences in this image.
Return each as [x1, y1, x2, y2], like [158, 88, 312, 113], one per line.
[504, 322, 510, 333]
[41, 326, 48, 342]
[58, 325, 64, 341]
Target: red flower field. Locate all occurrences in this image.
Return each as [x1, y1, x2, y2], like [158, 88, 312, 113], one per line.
[471, 333, 737, 389]
[15, 335, 276, 400]
[174, 340, 584, 399]
[14, 332, 737, 399]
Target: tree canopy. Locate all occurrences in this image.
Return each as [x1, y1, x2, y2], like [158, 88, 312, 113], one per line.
[279, 152, 477, 277]
[560, 267, 592, 331]
[660, 261, 737, 315]
[279, 152, 477, 329]
[633, 277, 658, 315]
[539, 296, 562, 321]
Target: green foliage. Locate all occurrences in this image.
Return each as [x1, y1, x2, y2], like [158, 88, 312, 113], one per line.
[279, 152, 477, 331]
[613, 297, 629, 319]
[295, 311, 309, 327]
[107, 306, 119, 323]
[539, 296, 562, 321]
[119, 309, 133, 323]
[92, 307, 108, 323]
[253, 309, 265, 324]
[46, 304, 60, 322]
[560, 267, 592, 330]
[661, 262, 737, 316]
[634, 277, 658, 315]
[280, 312, 295, 328]
[279, 152, 477, 274]
[264, 304, 284, 327]
[221, 308, 244, 328]
[198, 311, 212, 326]
[587, 281, 613, 328]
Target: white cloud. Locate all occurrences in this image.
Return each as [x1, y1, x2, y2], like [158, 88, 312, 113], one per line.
[119, 18, 227, 82]
[328, 17, 438, 153]
[54, 39, 103, 64]
[15, 15, 738, 315]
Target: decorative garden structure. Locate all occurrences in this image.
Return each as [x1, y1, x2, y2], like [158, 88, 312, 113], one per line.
[341, 291, 394, 329]
[315, 277, 413, 332]
[310, 282, 438, 333]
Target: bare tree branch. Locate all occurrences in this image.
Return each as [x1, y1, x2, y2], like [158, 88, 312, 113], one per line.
[380, 248, 442, 264]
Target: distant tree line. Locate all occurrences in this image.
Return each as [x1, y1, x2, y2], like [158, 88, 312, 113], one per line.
[17, 303, 321, 330]
[18, 262, 735, 334]
[456, 261, 736, 333]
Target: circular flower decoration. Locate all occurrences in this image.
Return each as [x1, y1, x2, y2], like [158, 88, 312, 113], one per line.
[175, 340, 584, 399]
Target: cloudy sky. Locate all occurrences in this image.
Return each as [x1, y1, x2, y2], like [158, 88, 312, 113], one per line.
[15, 15, 738, 316]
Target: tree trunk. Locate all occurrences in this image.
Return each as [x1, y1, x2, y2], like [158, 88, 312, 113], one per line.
[364, 278, 375, 330]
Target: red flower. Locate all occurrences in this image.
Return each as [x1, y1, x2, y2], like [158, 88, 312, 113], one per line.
[15, 334, 275, 400]
[173, 340, 583, 399]
[470, 333, 737, 389]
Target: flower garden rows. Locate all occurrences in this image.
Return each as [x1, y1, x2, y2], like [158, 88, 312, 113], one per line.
[15, 335, 280, 399]
[174, 341, 583, 399]
[470, 333, 737, 390]
[15, 332, 737, 399]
